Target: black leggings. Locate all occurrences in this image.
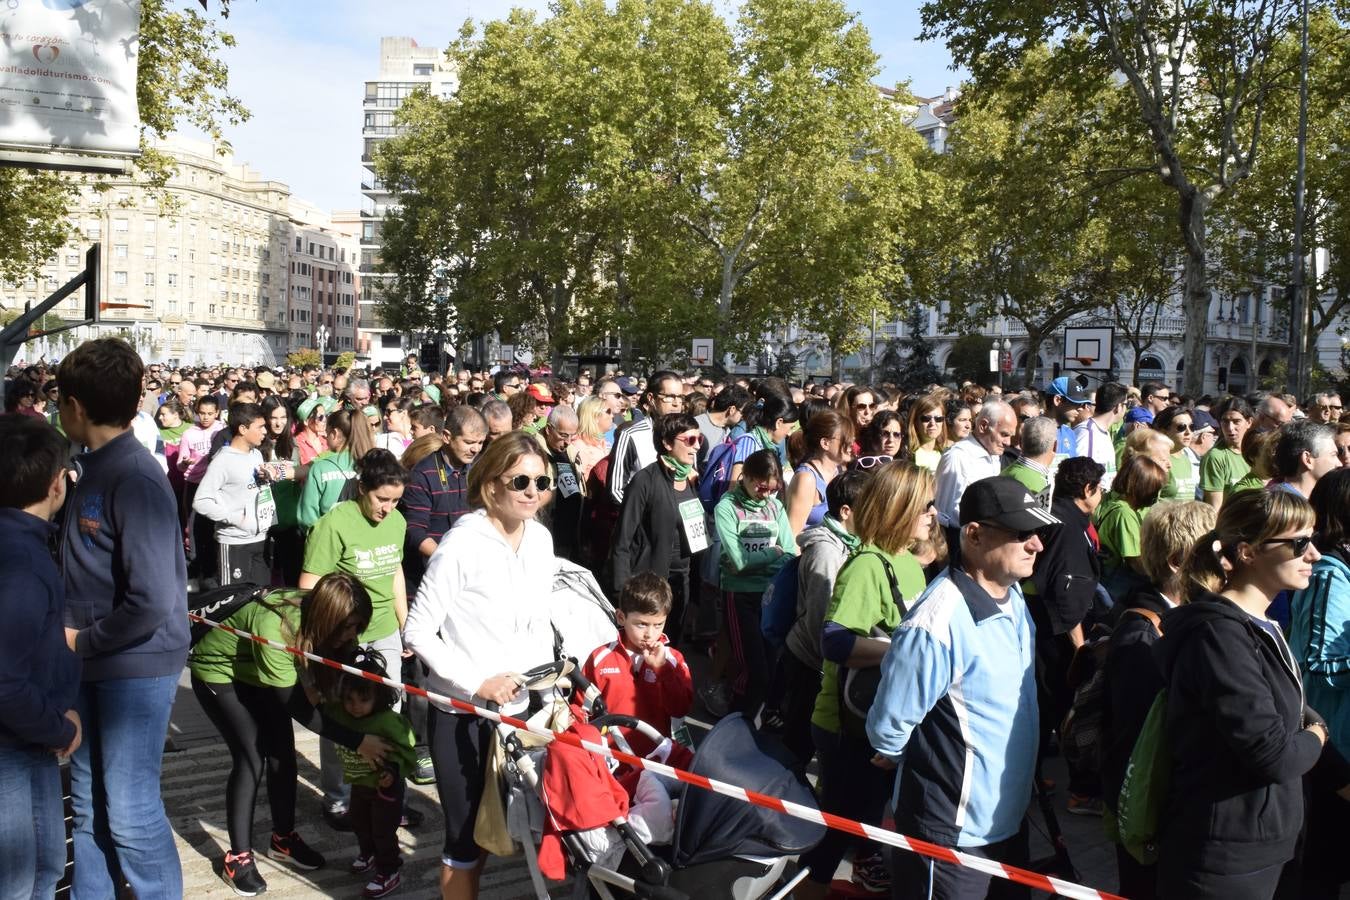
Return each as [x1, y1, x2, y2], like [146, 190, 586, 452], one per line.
[192, 677, 298, 853]
[427, 708, 492, 865]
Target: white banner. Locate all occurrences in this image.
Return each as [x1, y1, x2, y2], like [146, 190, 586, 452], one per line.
[0, 0, 142, 157]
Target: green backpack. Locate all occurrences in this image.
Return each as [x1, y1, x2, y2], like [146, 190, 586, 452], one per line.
[1113, 689, 1171, 865]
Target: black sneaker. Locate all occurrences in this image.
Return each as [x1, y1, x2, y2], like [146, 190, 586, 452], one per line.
[222, 850, 268, 896]
[410, 750, 436, 785]
[323, 803, 353, 832]
[267, 831, 325, 871]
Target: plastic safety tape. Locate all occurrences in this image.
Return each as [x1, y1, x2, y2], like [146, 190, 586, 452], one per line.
[188, 613, 1124, 900]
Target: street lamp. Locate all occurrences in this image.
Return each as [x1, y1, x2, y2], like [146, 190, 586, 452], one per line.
[315, 324, 330, 357]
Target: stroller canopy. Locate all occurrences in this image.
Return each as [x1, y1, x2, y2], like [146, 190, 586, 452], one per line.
[672, 714, 826, 868]
[551, 558, 619, 663]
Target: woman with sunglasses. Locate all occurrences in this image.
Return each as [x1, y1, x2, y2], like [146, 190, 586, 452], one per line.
[797, 462, 934, 900]
[786, 410, 854, 538]
[859, 410, 905, 460]
[1153, 489, 1327, 899]
[837, 385, 878, 440]
[715, 449, 797, 717]
[404, 433, 558, 900]
[609, 413, 705, 643]
[906, 395, 949, 472]
[300, 449, 411, 832]
[1156, 406, 1201, 501]
[295, 399, 331, 466]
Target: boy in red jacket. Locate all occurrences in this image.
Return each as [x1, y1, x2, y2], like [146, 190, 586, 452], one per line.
[584, 572, 694, 762]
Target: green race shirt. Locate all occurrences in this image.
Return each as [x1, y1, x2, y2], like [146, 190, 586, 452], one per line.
[1160, 451, 1198, 502]
[188, 593, 304, 688]
[811, 546, 926, 735]
[1230, 471, 1268, 495]
[1199, 446, 1251, 497]
[324, 705, 418, 786]
[303, 500, 405, 641]
[1093, 492, 1143, 577]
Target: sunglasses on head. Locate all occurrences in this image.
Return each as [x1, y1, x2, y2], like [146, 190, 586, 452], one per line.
[854, 454, 893, 469]
[502, 474, 554, 492]
[1261, 534, 1317, 555]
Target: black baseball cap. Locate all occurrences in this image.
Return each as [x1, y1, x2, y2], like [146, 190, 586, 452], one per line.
[959, 476, 1062, 531]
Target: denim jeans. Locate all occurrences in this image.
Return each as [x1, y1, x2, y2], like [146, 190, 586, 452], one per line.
[0, 744, 66, 900]
[321, 631, 404, 810]
[69, 674, 182, 900]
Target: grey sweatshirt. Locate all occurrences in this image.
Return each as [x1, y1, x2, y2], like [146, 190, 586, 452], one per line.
[192, 446, 276, 544]
[786, 519, 854, 670]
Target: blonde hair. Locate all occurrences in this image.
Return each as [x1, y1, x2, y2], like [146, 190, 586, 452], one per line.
[1121, 427, 1175, 465]
[1140, 501, 1216, 594]
[401, 432, 444, 469]
[1182, 489, 1314, 599]
[577, 395, 609, 444]
[466, 430, 551, 510]
[907, 394, 950, 453]
[851, 461, 935, 555]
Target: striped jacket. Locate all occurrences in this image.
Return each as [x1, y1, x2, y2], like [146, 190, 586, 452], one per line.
[1289, 550, 1350, 752]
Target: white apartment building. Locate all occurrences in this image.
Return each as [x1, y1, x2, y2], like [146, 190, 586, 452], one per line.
[359, 37, 458, 367]
[285, 201, 361, 360]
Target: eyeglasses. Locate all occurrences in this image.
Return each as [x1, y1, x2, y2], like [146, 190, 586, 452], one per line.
[320, 380, 334, 386]
[977, 521, 1041, 542]
[502, 474, 554, 492]
[1261, 534, 1317, 555]
[598, 391, 622, 400]
[655, 393, 684, 404]
[854, 454, 893, 469]
[1319, 404, 1343, 412]
[312, 413, 327, 421]
[880, 429, 903, 439]
[1172, 423, 1193, 433]
[550, 429, 578, 442]
[854, 402, 877, 411]
[673, 434, 701, 447]
[918, 415, 943, 424]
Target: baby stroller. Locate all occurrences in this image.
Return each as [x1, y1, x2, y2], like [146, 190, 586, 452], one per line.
[489, 657, 825, 900]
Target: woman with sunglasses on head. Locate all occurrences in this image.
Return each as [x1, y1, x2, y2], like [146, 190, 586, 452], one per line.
[1155, 406, 1201, 501]
[785, 411, 854, 539]
[796, 462, 935, 900]
[906, 394, 949, 472]
[1153, 489, 1328, 899]
[404, 433, 558, 900]
[300, 449, 412, 833]
[609, 413, 705, 646]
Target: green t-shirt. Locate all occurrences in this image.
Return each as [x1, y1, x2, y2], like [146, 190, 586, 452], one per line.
[188, 593, 304, 687]
[324, 705, 418, 786]
[811, 546, 926, 735]
[1094, 492, 1143, 577]
[1160, 451, 1198, 502]
[1199, 446, 1250, 497]
[1003, 458, 1050, 508]
[303, 500, 405, 641]
[1231, 471, 1267, 495]
[298, 449, 354, 529]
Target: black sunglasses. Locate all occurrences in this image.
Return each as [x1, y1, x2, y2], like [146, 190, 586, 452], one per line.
[1262, 534, 1317, 555]
[503, 474, 555, 492]
[977, 521, 1042, 542]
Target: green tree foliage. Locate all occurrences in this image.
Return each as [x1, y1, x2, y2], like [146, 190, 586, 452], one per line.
[876, 306, 943, 389]
[334, 351, 357, 371]
[946, 333, 993, 387]
[921, 0, 1313, 395]
[376, 0, 925, 367]
[1, 0, 246, 283]
[286, 347, 322, 369]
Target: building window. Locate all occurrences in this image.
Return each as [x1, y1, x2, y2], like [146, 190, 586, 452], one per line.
[114, 244, 128, 258]
[113, 219, 129, 232]
[66, 253, 79, 267]
[145, 273, 155, 286]
[167, 273, 178, 287]
[114, 271, 128, 286]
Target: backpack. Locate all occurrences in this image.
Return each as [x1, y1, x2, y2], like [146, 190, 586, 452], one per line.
[1059, 607, 1161, 783]
[1115, 689, 1171, 864]
[698, 432, 760, 514]
[760, 554, 803, 650]
[187, 581, 270, 646]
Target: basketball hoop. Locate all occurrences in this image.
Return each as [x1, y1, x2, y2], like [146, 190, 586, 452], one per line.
[1070, 356, 1096, 367]
[692, 357, 707, 367]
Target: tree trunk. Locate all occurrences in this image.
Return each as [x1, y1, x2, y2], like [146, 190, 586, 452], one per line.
[1179, 191, 1211, 396]
[1022, 328, 1042, 388]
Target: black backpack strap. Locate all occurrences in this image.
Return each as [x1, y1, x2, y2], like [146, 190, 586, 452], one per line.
[846, 549, 908, 620]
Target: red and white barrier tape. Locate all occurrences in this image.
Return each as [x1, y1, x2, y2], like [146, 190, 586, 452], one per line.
[188, 613, 1124, 900]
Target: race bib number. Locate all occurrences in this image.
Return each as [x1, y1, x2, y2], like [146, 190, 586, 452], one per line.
[737, 520, 775, 557]
[255, 484, 276, 531]
[678, 499, 709, 554]
[557, 463, 580, 498]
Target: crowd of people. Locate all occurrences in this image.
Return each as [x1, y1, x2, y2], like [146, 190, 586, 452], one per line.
[4, 340, 1350, 900]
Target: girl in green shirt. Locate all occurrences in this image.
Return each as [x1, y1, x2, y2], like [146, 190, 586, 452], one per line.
[1095, 454, 1167, 602]
[1200, 396, 1254, 509]
[800, 461, 934, 897]
[188, 574, 392, 896]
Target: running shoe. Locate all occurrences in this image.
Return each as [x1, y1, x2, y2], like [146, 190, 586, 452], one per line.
[350, 855, 375, 876]
[267, 831, 325, 871]
[221, 849, 268, 896]
[323, 803, 354, 832]
[851, 851, 891, 893]
[410, 750, 436, 785]
[363, 870, 402, 898]
[1066, 794, 1103, 817]
[698, 682, 731, 719]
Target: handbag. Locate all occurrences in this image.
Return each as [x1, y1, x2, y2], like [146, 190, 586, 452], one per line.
[473, 729, 519, 857]
[837, 551, 907, 738]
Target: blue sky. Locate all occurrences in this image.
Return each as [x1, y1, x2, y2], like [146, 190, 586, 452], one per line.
[204, 0, 960, 212]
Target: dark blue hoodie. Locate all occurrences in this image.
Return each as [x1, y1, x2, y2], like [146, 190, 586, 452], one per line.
[60, 429, 189, 681]
[0, 508, 80, 749]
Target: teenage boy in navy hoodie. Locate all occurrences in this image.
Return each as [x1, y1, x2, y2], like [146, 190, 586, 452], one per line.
[57, 338, 190, 899]
[0, 414, 82, 900]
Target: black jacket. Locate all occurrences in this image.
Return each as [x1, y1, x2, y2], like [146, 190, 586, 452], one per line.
[1153, 592, 1322, 874]
[607, 461, 694, 597]
[1100, 585, 1170, 808]
[1027, 496, 1100, 636]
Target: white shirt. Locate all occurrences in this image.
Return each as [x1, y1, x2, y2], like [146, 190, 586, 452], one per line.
[404, 511, 557, 715]
[1073, 418, 1117, 491]
[933, 435, 1003, 528]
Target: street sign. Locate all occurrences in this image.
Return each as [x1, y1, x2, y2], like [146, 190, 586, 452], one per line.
[988, 349, 999, 372]
[691, 338, 713, 365]
[1002, 351, 1013, 373]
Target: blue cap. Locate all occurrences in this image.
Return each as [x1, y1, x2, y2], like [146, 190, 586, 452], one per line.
[1045, 376, 1091, 405]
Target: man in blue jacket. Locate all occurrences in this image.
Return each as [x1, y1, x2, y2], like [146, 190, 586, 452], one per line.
[57, 338, 189, 900]
[868, 476, 1051, 900]
[0, 415, 82, 900]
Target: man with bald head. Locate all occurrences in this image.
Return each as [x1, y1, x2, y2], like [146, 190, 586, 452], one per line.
[934, 398, 1017, 562]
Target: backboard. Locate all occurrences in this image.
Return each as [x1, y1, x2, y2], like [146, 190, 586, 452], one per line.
[1062, 327, 1114, 371]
